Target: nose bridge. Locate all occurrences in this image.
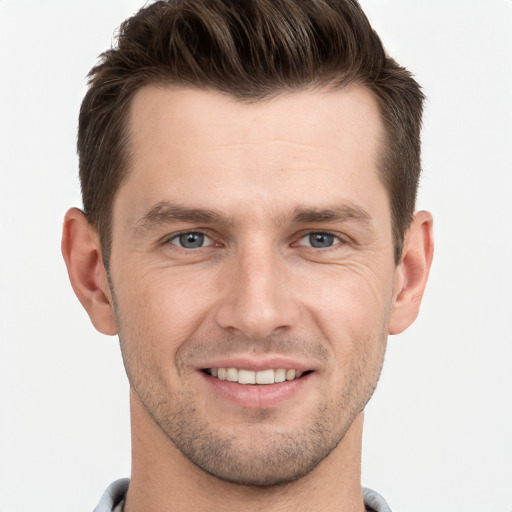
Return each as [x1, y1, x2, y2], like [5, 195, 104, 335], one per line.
[215, 243, 298, 339]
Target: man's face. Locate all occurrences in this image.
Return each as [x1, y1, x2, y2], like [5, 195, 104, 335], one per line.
[108, 85, 400, 485]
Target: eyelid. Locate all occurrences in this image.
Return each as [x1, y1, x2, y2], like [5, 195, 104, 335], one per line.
[294, 230, 347, 248]
[164, 229, 216, 248]
[161, 228, 349, 250]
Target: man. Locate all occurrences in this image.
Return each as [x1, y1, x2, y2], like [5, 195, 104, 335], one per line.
[62, 0, 433, 510]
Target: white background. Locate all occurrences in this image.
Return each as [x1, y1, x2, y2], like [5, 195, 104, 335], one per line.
[0, 1, 511, 511]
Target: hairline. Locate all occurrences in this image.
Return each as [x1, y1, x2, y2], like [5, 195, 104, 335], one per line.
[97, 79, 405, 269]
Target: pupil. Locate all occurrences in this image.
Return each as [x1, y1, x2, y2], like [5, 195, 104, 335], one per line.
[180, 232, 204, 248]
[310, 233, 334, 248]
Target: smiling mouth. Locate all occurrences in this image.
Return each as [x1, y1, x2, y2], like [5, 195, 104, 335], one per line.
[204, 368, 312, 385]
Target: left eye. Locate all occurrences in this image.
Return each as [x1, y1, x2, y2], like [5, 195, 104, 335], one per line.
[170, 232, 212, 249]
[297, 232, 341, 249]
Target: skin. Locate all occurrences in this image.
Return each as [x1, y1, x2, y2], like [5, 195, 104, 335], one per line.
[62, 85, 433, 512]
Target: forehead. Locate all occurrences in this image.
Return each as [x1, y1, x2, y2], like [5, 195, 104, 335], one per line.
[116, 84, 387, 225]
[127, 84, 383, 163]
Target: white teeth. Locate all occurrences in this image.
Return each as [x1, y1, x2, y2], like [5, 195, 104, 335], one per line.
[274, 368, 286, 383]
[226, 368, 238, 382]
[255, 369, 274, 384]
[238, 369, 256, 384]
[207, 367, 306, 385]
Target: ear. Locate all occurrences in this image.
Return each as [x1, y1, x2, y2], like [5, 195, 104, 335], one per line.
[61, 208, 117, 335]
[389, 211, 434, 335]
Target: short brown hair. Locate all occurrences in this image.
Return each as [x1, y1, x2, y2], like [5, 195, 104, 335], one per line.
[78, 0, 424, 264]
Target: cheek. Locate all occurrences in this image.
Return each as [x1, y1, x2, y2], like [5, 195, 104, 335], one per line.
[298, 262, 393, 378]
[112, 274, 201, 394]
[304, 261, 394, 331]
[119, 268, 214, 335]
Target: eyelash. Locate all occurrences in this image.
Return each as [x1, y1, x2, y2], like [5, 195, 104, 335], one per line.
[164, 230, 347, 251]
[167, 231, 216, 249]
[294, 231, 346, 250]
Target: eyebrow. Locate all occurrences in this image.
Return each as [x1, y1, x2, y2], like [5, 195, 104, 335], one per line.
[135, 202, 233, 234]
[134, 200, 372, 235]
[291, 204, 372, 225]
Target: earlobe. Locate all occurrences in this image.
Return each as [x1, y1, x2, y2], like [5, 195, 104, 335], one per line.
[61, 208, 117, 335]
[389, 211, 434, 335]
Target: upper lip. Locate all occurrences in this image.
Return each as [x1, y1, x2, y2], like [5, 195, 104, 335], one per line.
[196, 355, 315, 372]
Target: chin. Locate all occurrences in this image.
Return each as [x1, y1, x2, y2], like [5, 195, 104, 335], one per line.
[156, 408, 350, 487]
[183, 434, 336, 487]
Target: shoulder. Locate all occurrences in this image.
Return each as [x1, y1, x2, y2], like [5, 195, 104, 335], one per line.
[93, 478, 129, 512]
[363, 487, 392, 512]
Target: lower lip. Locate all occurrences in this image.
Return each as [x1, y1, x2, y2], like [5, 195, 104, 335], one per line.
[200, 371, 313, 408]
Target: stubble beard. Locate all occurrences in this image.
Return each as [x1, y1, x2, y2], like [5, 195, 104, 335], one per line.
[120, 331, 387, 487]
[110, 275, 389, 487]
[137, 385, 348, 486]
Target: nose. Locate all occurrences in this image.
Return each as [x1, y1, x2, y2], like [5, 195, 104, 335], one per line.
[214, 247, 300, 339]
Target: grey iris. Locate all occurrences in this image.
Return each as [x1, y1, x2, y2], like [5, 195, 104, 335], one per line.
[179, 232, 204, 248]
[309, 233, 334, 248]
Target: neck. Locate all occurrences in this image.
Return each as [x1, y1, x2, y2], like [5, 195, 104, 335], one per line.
[125, 390, 366, 512]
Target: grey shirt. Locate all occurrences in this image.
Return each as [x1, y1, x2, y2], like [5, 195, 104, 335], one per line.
[93, 478, 392, 512]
